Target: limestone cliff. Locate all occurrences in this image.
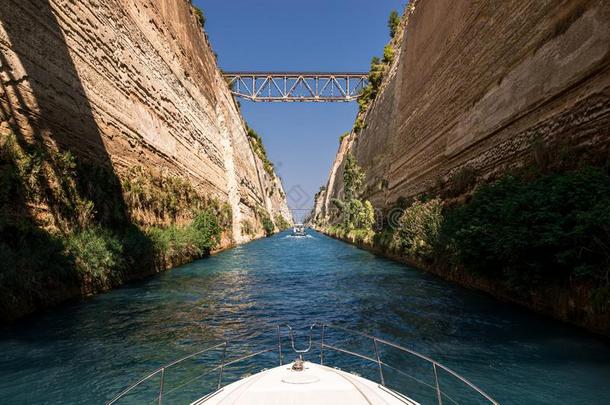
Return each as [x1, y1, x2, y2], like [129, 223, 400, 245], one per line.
[316, 0, 610, 216]
[0, 0, 290, 243]
[0, 0, 290, 319]
[313, 0, 610, 335]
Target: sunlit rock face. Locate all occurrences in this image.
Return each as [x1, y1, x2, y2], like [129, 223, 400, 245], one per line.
[319, 0, 610, 214]
[0, 0, 291, 245]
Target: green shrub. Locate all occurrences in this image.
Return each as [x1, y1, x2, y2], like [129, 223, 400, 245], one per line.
[353, 116, 365, 133]
[368, 57, 385, 92]
[359, 200, 376, 230]
[0, 131, 142, 316]
[191, 209, 222, 252]
[441, 167, 610, 287]
[343, 153, 365, 200]
[274, 214, 291, 231]
[388, 10, 400, 38]
[262, 215, 274, 236]
[352, 11, 400, 137]
[347, 228, 375, 244]
[331, 198, 344, 210]
[0, 227, 73, 319]
[343, 199, 375, 231]
[0, 127, 231, 318]
[327, 224, 347, 239]
[394, 198, 443, 260]
[357, 89, 371, 114]
[206, 198, 233, 231]
[76, 161, 128, 226]
[122, 166, 205, 224]
[1, 132, 101, 229]
[373, 228, 399, 251]
[148, 225, 192, 265]
[148, 208, 221, 262]
[337, 154, 371, 230]
[356, 56, 386, 117]
[246, 125, 274, 176]
[343, 199, 363, 230]
[383, 44, 395, 64]
[66, 228, 124, 287]
[120, 225, 155, 271]
[328, 155, 376, 236]
[192, 5, 205, 27]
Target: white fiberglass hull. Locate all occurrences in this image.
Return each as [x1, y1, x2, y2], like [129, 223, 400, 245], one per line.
[192, 361, 419, 405]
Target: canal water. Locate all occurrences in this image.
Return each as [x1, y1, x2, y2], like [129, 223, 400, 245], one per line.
[1, 230, 609, 404]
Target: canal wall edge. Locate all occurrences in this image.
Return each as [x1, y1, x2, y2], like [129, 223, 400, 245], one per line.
[0, 0, 291, 321]
[317, 228, 610, 338]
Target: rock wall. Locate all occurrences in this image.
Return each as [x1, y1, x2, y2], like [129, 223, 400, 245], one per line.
[311, 0, 610, 335]
[318, 0, 610, 214]
[0, 0, 290, 246]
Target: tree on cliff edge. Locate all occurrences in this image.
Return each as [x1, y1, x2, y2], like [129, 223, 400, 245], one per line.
[388, 10, 400, 38]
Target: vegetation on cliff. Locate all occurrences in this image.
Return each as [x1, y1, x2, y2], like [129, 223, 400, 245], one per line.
[352, 9, 403, 134]
[357, 57, 387, 123]
[274, 213, 291, 231]
[0, 0, 291, 323]
[122, 165, 232, 227]
[316, 99, 610, 314]
[393, 198, 443, 260]
[0, 131, 228, 320]
[327, 154, 375, 243]
[388, 10, 400, 39]
[320, 162, 610, 311]
[241, 220, 254, 237]
[148, 208, 222, 269]
[121, 165, 230, 269]
[254, 206, 291, 237]
[190, 2, 206, 28]
[440, 167, 610, 296]
[262, 215, 274, 237]
[254, 206, 275, 237]
[246, 125, 274, 176]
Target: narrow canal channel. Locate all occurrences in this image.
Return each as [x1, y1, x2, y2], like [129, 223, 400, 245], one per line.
[1, 230, 609, 404]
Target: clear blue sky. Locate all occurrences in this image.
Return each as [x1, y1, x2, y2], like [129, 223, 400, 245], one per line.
[197, 0, 406, 220]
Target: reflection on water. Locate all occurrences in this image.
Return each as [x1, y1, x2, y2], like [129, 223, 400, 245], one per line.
[0, 230, 609, 404]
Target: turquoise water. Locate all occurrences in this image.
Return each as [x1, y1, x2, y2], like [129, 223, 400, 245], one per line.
[1, 230, 610, 404]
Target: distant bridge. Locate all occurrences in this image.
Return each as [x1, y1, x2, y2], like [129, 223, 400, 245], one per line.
[223, 72, 368, 102]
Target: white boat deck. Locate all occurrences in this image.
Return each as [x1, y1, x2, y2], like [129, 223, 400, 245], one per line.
[193, 361, 418, 405]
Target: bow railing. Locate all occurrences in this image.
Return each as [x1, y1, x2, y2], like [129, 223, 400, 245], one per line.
[107, 323, 499, 404]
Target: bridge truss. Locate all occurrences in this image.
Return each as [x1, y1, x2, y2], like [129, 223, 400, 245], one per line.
[223, 72, 368, 102]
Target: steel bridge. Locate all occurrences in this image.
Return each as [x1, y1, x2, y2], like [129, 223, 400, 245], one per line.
[224, 72, 368, 102]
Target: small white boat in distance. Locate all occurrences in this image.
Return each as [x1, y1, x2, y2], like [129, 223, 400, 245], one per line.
[292, 224, 306, 236]
[108, 323, 499, 405]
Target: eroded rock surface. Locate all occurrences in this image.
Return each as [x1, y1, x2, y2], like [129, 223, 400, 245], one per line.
[311, 0, 610, 336]
[316, 0, 610, 216]
[0, 0, 290, 245]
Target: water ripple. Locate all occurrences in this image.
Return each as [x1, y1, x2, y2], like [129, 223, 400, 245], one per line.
[0, 230, 609, 404]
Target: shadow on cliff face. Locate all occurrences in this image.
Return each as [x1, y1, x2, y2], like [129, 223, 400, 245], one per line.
[0, 0, 153, 320]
